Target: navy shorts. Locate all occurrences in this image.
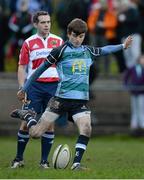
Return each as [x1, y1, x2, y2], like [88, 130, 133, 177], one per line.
[23, 81, 58, 114]
[47, 96, 90, 117]
[23, 81, 68, 125]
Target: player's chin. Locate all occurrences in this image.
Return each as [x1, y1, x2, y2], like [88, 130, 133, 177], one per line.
[73, 43, 81, 48]
[43, 29, 50, 34]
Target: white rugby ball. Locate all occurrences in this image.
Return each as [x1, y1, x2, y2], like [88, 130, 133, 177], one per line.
[52, 144, 71, 169]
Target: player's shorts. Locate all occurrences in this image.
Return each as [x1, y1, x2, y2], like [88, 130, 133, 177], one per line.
[47, 96, 91, 118]
[23, 81, 58, 113]
[23, 81, 68, 125]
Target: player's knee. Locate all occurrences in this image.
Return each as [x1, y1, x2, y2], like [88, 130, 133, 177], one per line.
[81, 123, 92, 137]
[47, 123, 54, 131]
[30, 129, 42, 138]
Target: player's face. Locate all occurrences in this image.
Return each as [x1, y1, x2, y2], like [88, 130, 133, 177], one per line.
[68, 32, 85, 47]
[35, 15, 51, 37]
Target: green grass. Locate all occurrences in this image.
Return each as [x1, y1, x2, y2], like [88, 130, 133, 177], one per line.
[0, 135, 144, 179]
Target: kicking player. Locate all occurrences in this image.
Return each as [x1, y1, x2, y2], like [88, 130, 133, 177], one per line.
[11, 18, 133, 170]
[11, 11, 64, 169]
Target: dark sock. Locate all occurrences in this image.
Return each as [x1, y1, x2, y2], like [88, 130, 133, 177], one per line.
[41, 132, 54, 162]
[73, 135, 89, 164]
[15, 130, 29, 160]
[26, 116, 37, 129]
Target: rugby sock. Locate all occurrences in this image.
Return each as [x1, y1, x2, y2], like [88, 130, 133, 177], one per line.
[73, 135, 89, 164]
[16, 130, 29, 160]
[24, 116, 37, 129]
[41, 132, 54, 162]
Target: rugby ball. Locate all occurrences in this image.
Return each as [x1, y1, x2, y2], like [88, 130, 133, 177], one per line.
[52, 144, 71, 169]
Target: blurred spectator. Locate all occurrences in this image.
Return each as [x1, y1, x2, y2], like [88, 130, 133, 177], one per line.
[116, 0, 142, 68]
[8, 0, 34, 66]
[87, 0, 125, 75]
[124, 55, 144, 136]
[0, 0, 11, 71]
[40, 0, 53, 15]
[137, 0, 144, 53]
[88, 0, 117, 47]
[16, 0, 41, 13]
[8, 0, 17, 14]
[55, 0, 91, 41]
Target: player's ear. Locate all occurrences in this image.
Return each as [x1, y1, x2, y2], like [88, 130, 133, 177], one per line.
[33, 23, 37, 28]
[67, 32, 71, 38]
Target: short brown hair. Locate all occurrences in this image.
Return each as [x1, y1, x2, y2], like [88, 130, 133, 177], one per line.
[32, 11, 50, 23]
[67, 18, 88, 35]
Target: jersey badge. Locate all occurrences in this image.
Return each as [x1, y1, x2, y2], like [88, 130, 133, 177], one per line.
[32, 43, 39, 49]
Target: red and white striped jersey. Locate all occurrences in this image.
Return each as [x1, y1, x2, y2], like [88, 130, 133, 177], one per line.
[19, 33, 63, 82]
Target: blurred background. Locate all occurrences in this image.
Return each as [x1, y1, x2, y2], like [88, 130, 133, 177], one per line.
[1, 0, 144, 136]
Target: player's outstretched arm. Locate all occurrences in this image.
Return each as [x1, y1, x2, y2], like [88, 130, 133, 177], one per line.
[100, 35, 133, 55]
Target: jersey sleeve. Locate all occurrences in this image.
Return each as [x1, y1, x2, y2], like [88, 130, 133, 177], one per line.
[86, 44, 123, 60]
[100, 44, 123, 55]
[46, 43, 67, 64]
[85, 45, 101, 61]
[18, 41, 29, 65]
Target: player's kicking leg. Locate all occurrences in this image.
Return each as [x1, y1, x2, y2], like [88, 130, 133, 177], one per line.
[10, 109, 37, 120]
[10, 109, 59, 137]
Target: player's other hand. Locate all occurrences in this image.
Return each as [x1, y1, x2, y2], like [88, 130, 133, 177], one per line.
[17, 89, 26, 102]
[123, 35, 133, 49]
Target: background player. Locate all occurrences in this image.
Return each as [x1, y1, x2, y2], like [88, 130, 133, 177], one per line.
[11, 11, 64, 169]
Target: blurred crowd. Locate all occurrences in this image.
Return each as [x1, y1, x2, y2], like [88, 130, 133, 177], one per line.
[0, 0, 53, 71]
[0, 0, 144, 74]
[55, 0, 144, 75]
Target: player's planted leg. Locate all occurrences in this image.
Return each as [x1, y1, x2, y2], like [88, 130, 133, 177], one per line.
[71, 112, 91, 170]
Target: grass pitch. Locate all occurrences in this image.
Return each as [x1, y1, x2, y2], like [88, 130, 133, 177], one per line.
[0, 135, 144, 179]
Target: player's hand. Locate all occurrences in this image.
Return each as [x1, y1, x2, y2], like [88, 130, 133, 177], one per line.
[123, 35, 133, 49]
[17, 89, 27, 103]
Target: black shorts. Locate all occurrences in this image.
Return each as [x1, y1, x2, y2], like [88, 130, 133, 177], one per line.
[47, 96, 90, 118]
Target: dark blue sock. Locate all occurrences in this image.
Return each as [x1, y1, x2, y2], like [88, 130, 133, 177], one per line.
[73, 135, 89, 164]
[26, 117, 37, 129]
[41, 132, 54, 162]
[16, 130, 29, 160]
